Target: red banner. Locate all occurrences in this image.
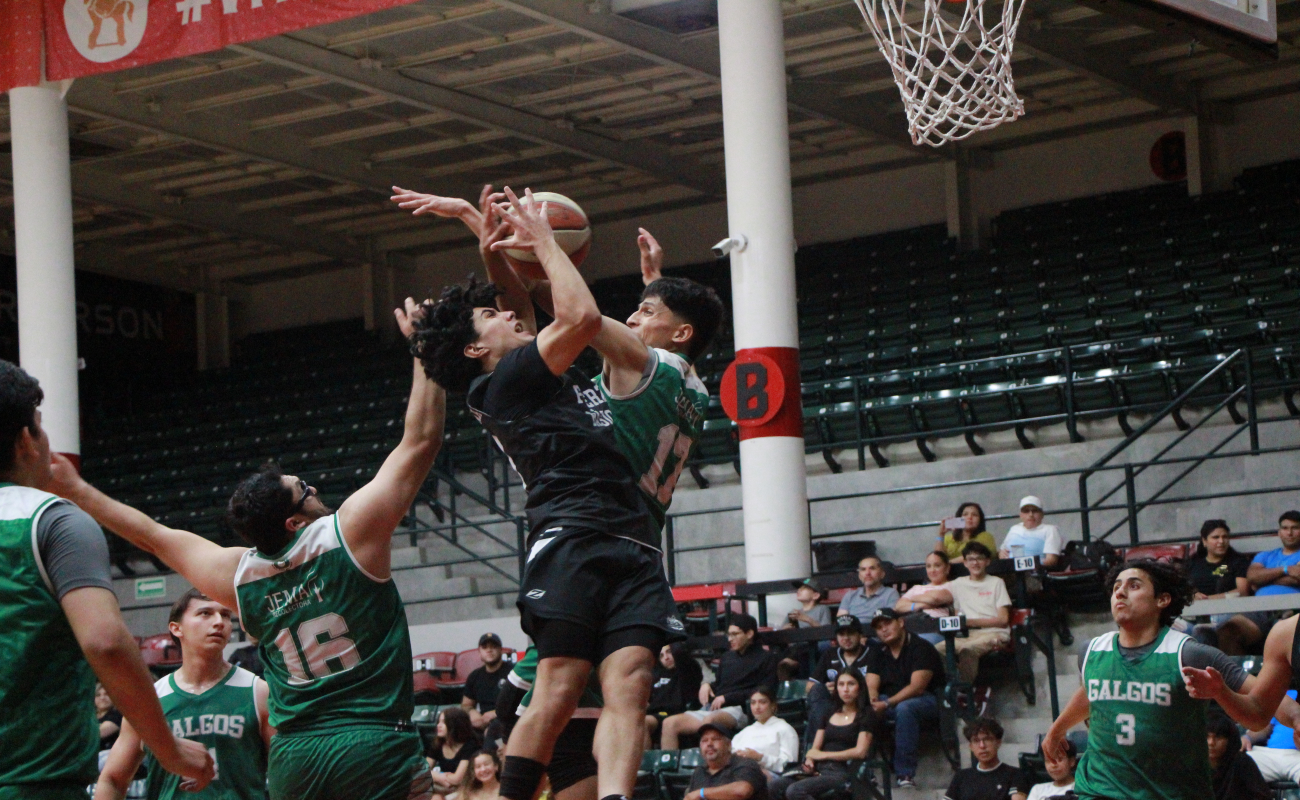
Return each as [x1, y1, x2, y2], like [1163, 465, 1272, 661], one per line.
[41, 0, 423, 83]
[1, 1, 45, 92]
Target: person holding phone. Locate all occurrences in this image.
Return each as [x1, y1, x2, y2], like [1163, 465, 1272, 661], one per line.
[937, 503, 997, 561]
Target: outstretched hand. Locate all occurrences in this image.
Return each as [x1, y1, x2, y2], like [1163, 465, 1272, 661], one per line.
[638, 227, 664, 285]
[490, 187, 555, 254]
[394, 297, 428, 340]
[390, 186, 477, 222]
[1182, 665, 1227, 700]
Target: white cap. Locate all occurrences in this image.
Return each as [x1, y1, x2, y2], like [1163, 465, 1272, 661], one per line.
[1019, 496, 1043, 511]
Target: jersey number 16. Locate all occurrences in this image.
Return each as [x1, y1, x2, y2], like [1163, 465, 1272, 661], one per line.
[272, 612, 361, 684]
[639, 424, 693, 504]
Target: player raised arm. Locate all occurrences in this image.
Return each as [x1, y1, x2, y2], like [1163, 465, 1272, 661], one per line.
[639, 227, 664, 285]
[49, 455, 243, 611]
[335, 298, 446, 579]
[491, 187, 601, 375]
[1185, 615, 1296, 730]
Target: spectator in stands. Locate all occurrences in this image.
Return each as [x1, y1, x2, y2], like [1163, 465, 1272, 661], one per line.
[1244, 691, 1300, 785]
[896, 550, 954, 645]
[430, 707, 480, 796]
[865, 608, 944, 789]
[95, 682, 122, 751]
[462, 633, 508, 731]
[1027, 737, 1076, 800]
[780, 578, 832, 679]
[998, 496, 1063, 569]
[938, 542, 1012, 686]
[1247, 511, 1300, 601]
[661, 614, 778, 748]
[459, 751, 501, 800]
[687, 723, 770, 800]
[771, 671, 873, 800]
[805, 616, 872, 749]
[731, 687, 800, 783]
[1207, 711, 1271, 800]
[1187, 520, 1259, 655]
[645, 643, 703, 747]
[837, 556, 900, 626]
[944, 718, 1025, 800]
[937, 503, 997, 561]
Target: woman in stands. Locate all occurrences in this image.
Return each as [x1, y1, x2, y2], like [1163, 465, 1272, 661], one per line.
[771, 671, 874, 800]
[937, 502, 997, 561]
[644, 643, 703, 747]
[1188, 519, 1260, 655]
[896, 550, 954, 644]
[459, 751, 502, 800]
[94, 682, 122, 751]
[430, 707, 481, 796]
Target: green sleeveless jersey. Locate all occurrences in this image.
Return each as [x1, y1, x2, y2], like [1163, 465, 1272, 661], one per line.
[146, 666, 267, 800]
[1075, 628, 1213, 800]
[0, 485, 99, 790]
[234, 515, 414, 733]
[508, 647, 602, 719]
[596, 348, 709, 530]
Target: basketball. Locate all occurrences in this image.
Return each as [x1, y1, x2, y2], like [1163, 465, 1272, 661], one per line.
[502, 192, 592, 281]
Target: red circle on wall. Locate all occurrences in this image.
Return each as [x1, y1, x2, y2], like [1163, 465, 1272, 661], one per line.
[1150, 131, 1187, 182]
[720, 353, 786, 428]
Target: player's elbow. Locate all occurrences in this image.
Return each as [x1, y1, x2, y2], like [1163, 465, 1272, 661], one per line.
[79, 625, 135, 665]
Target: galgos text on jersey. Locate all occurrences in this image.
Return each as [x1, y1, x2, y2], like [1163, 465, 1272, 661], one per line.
[1086, 679, 1172, 706]
[170, 713, 248, 739]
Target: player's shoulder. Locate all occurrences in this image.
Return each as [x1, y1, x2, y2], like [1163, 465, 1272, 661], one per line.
[1086, 630, 1120, 652]
[154, 673, 174, 698]
[227, 666, 258, 688]
[0, 484, 68, 519]
[652, 349, 708, 394]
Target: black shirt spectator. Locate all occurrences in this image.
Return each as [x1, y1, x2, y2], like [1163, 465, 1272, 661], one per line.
[463, 664, 508, 715]
[866, 632, 944, 696]
[686, 755, 769, 800]
[649, 644, 703, 715]
[432, 741, 479, 775]
[713, 643, 779, 708]
[98, 708, 122, 751]
[812, 646, 871, 687]
[945, 763, 1022, 800]
[1186, 552, 1251, 597]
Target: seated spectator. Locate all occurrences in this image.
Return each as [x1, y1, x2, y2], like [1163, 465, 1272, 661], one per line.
[780, 578, 833, 680]
[896, 550, 954, 645]
[429, 707, 480, 796]
[459, 751, 501, 800]
[1207, 711, 1271, 800]
[837, 556, 900, 626]
[944, 718, 1025, 800]
[662, 614, 778, 749]
[805, 616, 872, 749]
[95, 682, 122, 751]
[1244, 690, 1300, 785]
[462, 633, 509, 731]
[732, 687, 800, 783]
[771, 672, 874, 800]
[1027, 738, 1077, 800]
[937, 542, 1012, 686]
[1247, 512, 1300, 603]
[938, 503, 998, 561]
[998, 496, 1063, 569]
[646, 643, 703, 747]
[688, 723, 770, 800]
[1187, 520, 1259, 655]
[865, 608, 944, 789]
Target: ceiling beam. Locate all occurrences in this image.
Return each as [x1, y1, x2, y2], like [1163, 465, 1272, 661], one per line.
[230, 36, 727, 197]
[489, 0, 940, 156]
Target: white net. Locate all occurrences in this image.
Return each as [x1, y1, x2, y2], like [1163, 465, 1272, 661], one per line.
[852, 0, 1028, 147]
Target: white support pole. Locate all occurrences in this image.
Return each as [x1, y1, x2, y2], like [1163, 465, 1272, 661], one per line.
[718, 0, 811, 612]
[9, 84, 80, 462]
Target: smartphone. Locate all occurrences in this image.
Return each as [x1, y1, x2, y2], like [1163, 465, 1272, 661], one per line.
[943, 517, 965, 529]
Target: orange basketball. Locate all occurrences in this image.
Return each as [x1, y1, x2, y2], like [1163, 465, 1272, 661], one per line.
[503, 192, 592, 281]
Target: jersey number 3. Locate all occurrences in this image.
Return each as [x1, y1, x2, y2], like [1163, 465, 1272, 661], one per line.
[272, 613, 361, 684]
[640, 424, 693, 504]
[1115, 713, 1136, 746]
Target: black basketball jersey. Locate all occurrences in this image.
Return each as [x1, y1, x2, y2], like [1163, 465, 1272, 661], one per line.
[467, 340, 657, 550]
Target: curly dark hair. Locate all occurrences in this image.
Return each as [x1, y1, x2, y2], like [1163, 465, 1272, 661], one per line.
[1105, 558, 1195, 627]
[437, 706, 476, 748]
[0, 360, 44, 474]
[408, 277, 504, 393]
[642, 277, 726, 362]
[226, 462, 296, 553]
[963, 716, 1004, 742]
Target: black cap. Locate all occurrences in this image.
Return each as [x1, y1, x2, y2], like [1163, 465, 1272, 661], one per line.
[791, 577, 826, 597]
[835, 614, 863, 633]
[871, 608, 903, 626]
[479, 633, 502, 647]
[698, 722, 732, 739]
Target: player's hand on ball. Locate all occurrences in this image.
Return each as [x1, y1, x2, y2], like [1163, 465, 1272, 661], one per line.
[1182, 665, 1226, 699]
[491, 187, 555, 254]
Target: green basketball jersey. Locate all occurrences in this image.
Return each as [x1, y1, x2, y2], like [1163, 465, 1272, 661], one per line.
[0, 485, 99, 790]
[508, 647, 601, 719]
[146, 666, 267, 800]
[233, 515, 414, 733]
[1075, 627, 1213, 800]
[596, 348, 709, 530]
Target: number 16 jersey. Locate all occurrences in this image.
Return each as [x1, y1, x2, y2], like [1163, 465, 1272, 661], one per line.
[234, 515, 413, 733]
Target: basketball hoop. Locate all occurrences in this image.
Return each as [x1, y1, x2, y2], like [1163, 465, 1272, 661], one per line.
[852, 0, 1028, 147]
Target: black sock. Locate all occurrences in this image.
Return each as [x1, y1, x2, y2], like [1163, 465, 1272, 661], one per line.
[500, 756, 547, 800]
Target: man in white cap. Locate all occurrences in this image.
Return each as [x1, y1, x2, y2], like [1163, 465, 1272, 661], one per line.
[998, 496, 1063, 568]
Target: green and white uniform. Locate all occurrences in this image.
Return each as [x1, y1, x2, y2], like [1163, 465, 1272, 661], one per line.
[234, 515, 429, 800]
[145, 667, 267, 800]
[597, 348, 709, 530]
[508, 647, 603, 719]
[1074, 627, 1213, 800]
[0, 486, 98, 799]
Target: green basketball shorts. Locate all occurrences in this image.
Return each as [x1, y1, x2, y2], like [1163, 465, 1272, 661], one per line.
[0, 782, 93, 800]
[268, 726, 432, 800]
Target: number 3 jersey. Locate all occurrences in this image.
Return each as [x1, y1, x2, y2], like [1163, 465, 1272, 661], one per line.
[1074, 627, 1213, 800]
[146, 667, 266, 800]
[595, 348, 709, 532]
[234, 515, 414, 733]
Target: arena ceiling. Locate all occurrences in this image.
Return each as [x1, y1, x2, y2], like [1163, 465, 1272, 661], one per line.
[0, 0, 1297, 295]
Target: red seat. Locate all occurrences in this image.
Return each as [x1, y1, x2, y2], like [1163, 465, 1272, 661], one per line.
[683, 597, 747, 620]
[990, 609, 1033, 654]
[412, 651, 456, 694]
[139, 633, 182, 668]
[671, 583, 739, 603]
[824, 587, 852, 606]
[451, 647, 518, 687]
[1124, 543, 1189, 563]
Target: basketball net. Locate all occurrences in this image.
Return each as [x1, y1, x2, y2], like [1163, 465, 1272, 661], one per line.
[852, 0, 1027, 147]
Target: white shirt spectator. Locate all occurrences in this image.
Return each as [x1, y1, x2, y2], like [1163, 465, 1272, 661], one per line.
[948, 574, 1012, 632]
[1026, 781, 1074, 800]
[1002, 522, 1063, 559]
[730, 714, 800, 774]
